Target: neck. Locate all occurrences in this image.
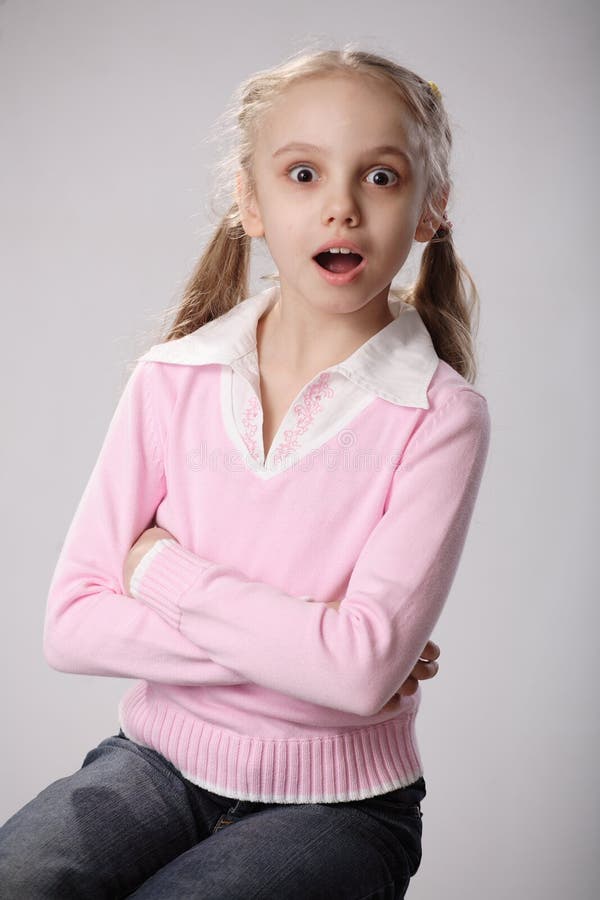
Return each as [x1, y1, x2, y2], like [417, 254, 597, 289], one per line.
[257, 287, 396, 376]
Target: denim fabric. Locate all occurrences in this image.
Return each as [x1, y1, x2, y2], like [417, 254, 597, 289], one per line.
[0, 729, 426, 899]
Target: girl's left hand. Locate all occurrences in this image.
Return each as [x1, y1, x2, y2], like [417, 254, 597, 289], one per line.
[123, 526, 176, 595]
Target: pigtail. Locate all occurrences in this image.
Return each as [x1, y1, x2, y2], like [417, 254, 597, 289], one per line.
[162, 208, 251, 342]
[134, 204, 251, 356]
[409, 221, 480, 384]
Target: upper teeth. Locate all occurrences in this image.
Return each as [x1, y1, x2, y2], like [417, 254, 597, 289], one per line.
[327, 247, 353, 254]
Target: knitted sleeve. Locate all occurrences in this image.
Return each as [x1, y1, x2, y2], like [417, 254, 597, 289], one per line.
[43, 360, 246, 687]
[130, 387, 491, 715]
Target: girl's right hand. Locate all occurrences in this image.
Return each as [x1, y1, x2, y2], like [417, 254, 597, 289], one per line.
[398, 639, 440, 696]
[323, 599, 440, 703]
[376, 639, 440, 713]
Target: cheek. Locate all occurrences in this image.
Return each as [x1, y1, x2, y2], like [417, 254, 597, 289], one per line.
[387, 212, 419, 250]
[263, 217, 308, 262]
[379, 232, 415, 275]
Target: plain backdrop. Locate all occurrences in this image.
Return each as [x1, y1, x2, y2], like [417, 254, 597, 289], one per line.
[1, 1, 598, 897]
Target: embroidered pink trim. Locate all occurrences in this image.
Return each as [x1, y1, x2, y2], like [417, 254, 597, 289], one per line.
[272, 373, 335, 466]
[240, 393, 261, 460]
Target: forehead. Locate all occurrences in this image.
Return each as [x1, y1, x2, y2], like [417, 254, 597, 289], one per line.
[257, 73, 422, 159]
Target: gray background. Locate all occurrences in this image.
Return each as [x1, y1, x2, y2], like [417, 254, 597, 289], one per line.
[1, 1, 598, 897]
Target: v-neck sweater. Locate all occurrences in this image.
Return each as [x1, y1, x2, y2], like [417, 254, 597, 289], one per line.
[44, 286, 491, 803]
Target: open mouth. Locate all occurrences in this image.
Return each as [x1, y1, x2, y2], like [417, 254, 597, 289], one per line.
[313, 250, 364, 274]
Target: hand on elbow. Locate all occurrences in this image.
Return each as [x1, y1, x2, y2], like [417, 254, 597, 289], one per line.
[372, 639, 441, 715]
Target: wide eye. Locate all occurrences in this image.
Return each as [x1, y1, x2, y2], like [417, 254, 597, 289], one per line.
[365, 168, 400, 187]
[287, 164, 318, 183]
[286, 164, 400, 186]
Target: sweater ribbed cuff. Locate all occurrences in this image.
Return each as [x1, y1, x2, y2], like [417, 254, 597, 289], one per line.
[129, 538, 175, 598]
[130, 539, 211, 630]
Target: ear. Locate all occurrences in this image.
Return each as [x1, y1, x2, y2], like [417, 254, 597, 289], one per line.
[235, 169, 265, 238]
[414, 188, 450, 244]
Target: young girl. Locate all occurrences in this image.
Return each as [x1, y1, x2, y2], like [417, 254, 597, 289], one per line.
[0, 46, 490, 898]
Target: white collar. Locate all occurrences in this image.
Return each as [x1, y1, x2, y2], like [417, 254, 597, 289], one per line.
[138, 285, 439, 408]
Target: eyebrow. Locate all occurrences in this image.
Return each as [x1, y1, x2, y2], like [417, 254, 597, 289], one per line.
[272, 141, 413, 168]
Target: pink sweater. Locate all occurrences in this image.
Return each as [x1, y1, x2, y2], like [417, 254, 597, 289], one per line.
[44, 286, 491, 803]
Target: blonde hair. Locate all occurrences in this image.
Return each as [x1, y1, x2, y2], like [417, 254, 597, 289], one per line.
[145, 43, 481, 382]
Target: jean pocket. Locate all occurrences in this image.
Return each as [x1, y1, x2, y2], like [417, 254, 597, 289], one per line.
[393, 802, 422, 820]
[373, 794, 423, 820]
[357, 780, 426, 827]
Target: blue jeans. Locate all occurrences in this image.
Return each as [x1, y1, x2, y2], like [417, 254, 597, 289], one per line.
[0, 728, 426, 898]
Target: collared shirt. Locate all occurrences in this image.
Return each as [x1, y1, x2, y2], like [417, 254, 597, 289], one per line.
[137, 284, 440, 478]
[129, 284, 441, 598]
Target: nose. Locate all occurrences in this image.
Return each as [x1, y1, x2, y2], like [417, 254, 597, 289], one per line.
[320, 181, 361, 228]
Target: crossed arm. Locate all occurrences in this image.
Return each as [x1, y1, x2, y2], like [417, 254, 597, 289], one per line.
[124, 525, 442, 705]
[44, 363, 487, 713]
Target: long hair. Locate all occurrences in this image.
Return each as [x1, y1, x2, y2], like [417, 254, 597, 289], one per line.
[143, 42, 481, 382]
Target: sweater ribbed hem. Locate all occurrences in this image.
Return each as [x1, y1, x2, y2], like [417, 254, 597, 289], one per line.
[118, 681, 424, 804]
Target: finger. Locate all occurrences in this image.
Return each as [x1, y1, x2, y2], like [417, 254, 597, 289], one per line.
[398, 676, 418, 697]
[411, 659, 440, 681]
[420, 640, 440, 662]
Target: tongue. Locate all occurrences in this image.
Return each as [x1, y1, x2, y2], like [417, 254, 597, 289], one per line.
[318, 252, 362, 273]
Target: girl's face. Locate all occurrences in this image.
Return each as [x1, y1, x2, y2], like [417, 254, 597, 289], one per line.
[238, 73, 443, 318]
